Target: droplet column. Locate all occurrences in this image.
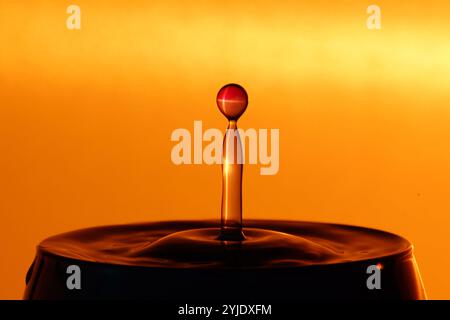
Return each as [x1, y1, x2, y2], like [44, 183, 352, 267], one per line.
[216, 84, 248, 241]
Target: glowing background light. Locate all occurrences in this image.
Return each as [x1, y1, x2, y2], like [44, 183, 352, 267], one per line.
[1, 0, 450, 298]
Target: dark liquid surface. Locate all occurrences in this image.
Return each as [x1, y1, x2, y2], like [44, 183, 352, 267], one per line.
[39, 220, 411, 269]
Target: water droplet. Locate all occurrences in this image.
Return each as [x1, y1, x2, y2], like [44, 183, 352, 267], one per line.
[217, 83, 248, 121]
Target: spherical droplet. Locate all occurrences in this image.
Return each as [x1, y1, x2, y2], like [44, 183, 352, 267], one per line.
[216, 83, 248, 120]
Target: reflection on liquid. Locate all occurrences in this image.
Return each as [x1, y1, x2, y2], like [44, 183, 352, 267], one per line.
[39, 220, 411, 269]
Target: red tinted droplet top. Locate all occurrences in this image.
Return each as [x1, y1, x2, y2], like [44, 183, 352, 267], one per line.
[216, 84, 248, 120]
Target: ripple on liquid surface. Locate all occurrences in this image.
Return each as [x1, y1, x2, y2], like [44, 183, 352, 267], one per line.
[39, 220, 411, 269]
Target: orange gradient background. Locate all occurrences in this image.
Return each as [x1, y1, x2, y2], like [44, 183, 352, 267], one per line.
[1, 0, 450, 299]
